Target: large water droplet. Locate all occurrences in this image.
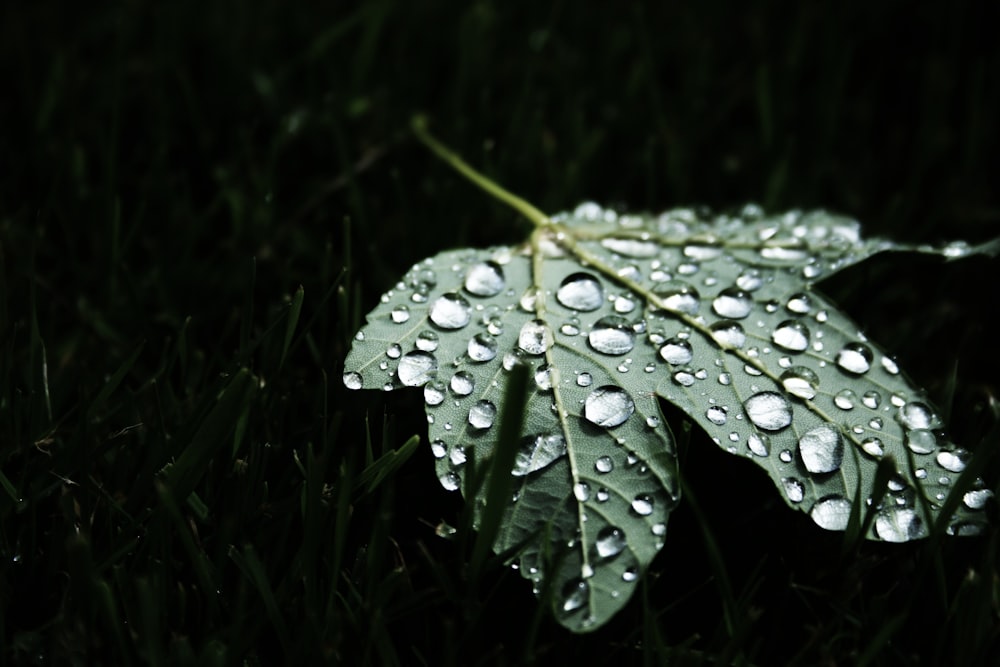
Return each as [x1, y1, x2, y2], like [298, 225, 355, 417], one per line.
[561, 579, 588, 612]
[343, 371, 362, 390]
[834, 389, 857, 410]
[875, 508, 926, 542]
[428, 292, 472, 329]
[574, 481, 590, 502]
[464, 261, 505, 297]
[391, 305, 411, 323]
[424, 379, 446, 405]
[654, 281, 700, 315]
[861, 437, 884, 458]
[748, 433, 770, 457]
[557, 272, 604, 312]
[712, 288, 753, 319]
[450, 371, 475, 396]
[709, 321, 746, 349]
[468, 400, 497, 430]
[397, 351, 438, 386]
[416, 330, 439, 352]
[513, 434, 567, 476]
[771, 320, 810, 352]
[684, 243, 722, 260]
[659, 337, 693, 365]
[439, 471, 460, 491]
[595, 526, 627, 559]
[595, 456, 614, 473]
[744, 392, 793, 431]
[899, 401, 934, 430]
[811, 496, 851, 531]
[963, 489, 993, 510]
[468, 333, 498, 362]
[706, 405, 727, 425]
[534, 364, 554, 391]
[588, 316, 635, 355]
[518, 319, 552, 355]
[780, 366, 820, 400]
[936, 450, 968, 473]
[736, 268, 764, 291]
[906, 429, 936, 454]
[798, 424, 844, 473]
[430, 440, 447, 459]
[601, 237, 660, 258]
[836, 342, 873, 375]
[584, 386, 635, 428]
[631, 494, 654, 516]
[786, 293, 812, 314]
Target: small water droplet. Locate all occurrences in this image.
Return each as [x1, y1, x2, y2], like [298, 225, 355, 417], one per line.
[706, 405, 727, 425]
[779, 449, 793, 463]
[654, 281, 701, 314]
[391, 305, 411, 323]
[450, 444, 467, 466]
[782, 477, 805, 502]
[588, 316, 635, 355]
[519, 319, 552, 355]
[468, 400, 497, 430]
[354, 330, 365, 341]
[659, 337, 693, 365]
[467, 333, 498, 362]
[622, 567, 638, 582]
[416, 330, 439, 352]
[584, 386, 635, 428]
[673, 370, 695, 387]
[780, 366, 820, 400]
[601, 237, 660, 258]
[748, 433, 770, 457]
[429, 292, 472, 329]
[439, 471, 461, 491]
[613, 295, 636, 314]
[834, 389, 857, 410]
[736, 268, 764, 291]
[645, 415, 660, 428]
[595, 456, 614, 473]
[906, 429, 936, 454]
[561, 578, 589, 613]
[712, 287, 753, 319]
[881, 356, 900, 374]
[862, 390, 881, 409]
[534, 364, 555, 391]
[342, 371, 363, 390]
[595, 526, 627, 559]
[503, 349, 526, 371]
[631, 494, 654, 515]
[386, 343, 402, 359]
[576, 372, 593, 387]
[744, 392, 793, 431]
[772, 320, 810, 352]
[557, 272, 604, 312]
[710, 320, 746, 349]
[798, 424, 844, 473]
[936, 449, 968, 473]
[450, 371, 475, 396]
[560, 319, 581, 336]
[963, 489, 993, 510]
[430, 440, 447, 459]
[836, 342, 873, 375]
[513, 434, 567, 476]
[862, 437, 884, 457]
[398, 351, 438, 386]
[811, 496, 851, 531]
[464, 261, 505, 296]
[574, 481, 591, 502]
[596, 488, 610, 502]
[684, 243, 722, 260]
[424, 380, 446, 405]
[899, 401, 934, 430]
[786, 293, 812, 314]
[875, 508, 926, 542]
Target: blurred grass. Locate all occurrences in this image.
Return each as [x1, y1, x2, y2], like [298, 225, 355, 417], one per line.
[1, 0, 998, 664]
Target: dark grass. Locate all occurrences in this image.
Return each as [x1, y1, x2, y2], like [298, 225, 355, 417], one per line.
[2, 1, 999, 664]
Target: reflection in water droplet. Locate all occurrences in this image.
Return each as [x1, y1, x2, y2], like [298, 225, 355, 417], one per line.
[622, 567, 638, 582]
[631, 494, 654, 515]
[748, 433, 770, 457]
[595, 456, 614, 473]
[503, 349, 526, 371]
[862, 390, 881, 409]
[429, 292, 472, 329]
[798, 425, 844, 473]
[468, 400, 497, 429]
[424, 380, 446, 405]
[906, 429, 936, 454]
[562, 579, 589, 612]
[706, 406, 727, 425]
[875, 508, 926, 542]
[936, 450, 968, 473]
[557, 272, 604, 312]
[519, 319, 552, 355]
[450, 445, 467, 466]
[782, 477, 805, 502]
[534, 364, 554, 391]
[595, 526, 627, 559]
[655, 281, 700, 314]
[772, 320, 810, 352]
[343, 372, 363, 390]
[780, 366, 819, 400]
[464, 261, 505, 296]
[588, 316, 635, 355]
[391, 305, 410, 323]
[601, 237, 660, 258]
[513, 434, 567, 476]
[836, 342, 873, 374]
[430, 440, 447, 459]
[963, 489, 993, 510]
[386, 343, 402, 359]
[574, 482, 590, 502]
[416, 330, 439, 352]
[861, 437, 884, 457]
[736, 269, 764, 291]
[710, 320, 746, 349]
[811, 496, 851, 531]
[398, 351, 438, 386]
[450, 371, 475, 396]
[834, 389, 856, 410]
[467, 333, 498, 362]
[439, 471, 460, 491]
[584, 386, 635, 428]
[576, 372, 593, 387]
[786, 293, 812, 314]
[744, 392, 793, 431]
[899, 402, 934, 430]
[712, 288, 753, 319]
[659, 337, 693, 365]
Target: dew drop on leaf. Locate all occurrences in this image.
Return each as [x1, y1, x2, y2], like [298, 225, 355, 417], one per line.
[936, 450, 968, 473]
[450, 445, 467, 466]
[397, 351, 438, 386]
[588, 316, 635, 355]
[601, 237, 660, 258]
[780, 366, 820, 400]
[709, 321, 746, 349]
[836, 342, 873, 375]
[468, 333, 498, 362]
[342, 371, 362, 390]
[772, 320, 810, 352]
[534, 364, 554, 391]
[518, 319, 553, 355]
[468, 400, 497, 430]
[429, 292, 472, 329]
[574, 481, 590, 501]
[391, 305, 410, 323]
[834, 389, 856, 410]
[862, 390, 881, 409]
[450, 371, 475, 396]
[439, 471, 460, 491]
[631, 494, 654, 515]
[743, 392, 793, 431]
[748, 433, 770, 457]
[386, 343, 402, 359]
[786, 293, 812, 314]
[654, 282, 701, 315]
[513, 434, 567, 476]
[622, 567, 638, 582]
[736, 268, 764, 291]
[595, 456, 614, 473]
[963, 489, 993, 510]
[861, 437, 884, 457]
[595, 526, 627, 559]
[810, 496, 851, 531]
[659, 337, 693, 365]
[899, 401, 934, 430]
[430, 440, 447, 459]
[584, 386, 635, 428]
[557, 272, 604, 312]
[576, 372, 593, 387]
[706, 405, 727, 425]
[464, 261, 505, 296]
[875, 508, 925, 542]
[424, 380, 446, 405]
[782, 477, 805, 502]
[712, 288, 753, 319]
[416, 330, 439, 352]
[561, 579, 588, 613]
[798, 424, 844, 473]
[906, 429, 937, 454]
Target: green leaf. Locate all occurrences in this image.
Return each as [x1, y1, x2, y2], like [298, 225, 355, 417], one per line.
[341, 122, 995, 632]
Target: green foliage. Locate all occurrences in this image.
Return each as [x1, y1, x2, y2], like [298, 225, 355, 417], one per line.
[344, 123, 995, 632]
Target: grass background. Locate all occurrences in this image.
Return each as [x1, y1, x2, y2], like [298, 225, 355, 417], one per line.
[2, 1, 999, 664]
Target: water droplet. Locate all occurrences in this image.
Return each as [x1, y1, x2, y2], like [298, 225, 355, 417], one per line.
[736, 268, 764, 291]
[450, 445, 467, 466]
[810, 496, 851, 531]
[712, 288, 753, 319]
[513, 434, 567, 476]
[875, 508, 926, 542]
[503, 349, 526, 371]
[798, 425, 844, 473]
[868, 416, 883, 430]
[786, 293, 812, 314]
[342, 371, 362, 390]
[672, 370, 695, 387]
[936, 450, 968, 473]
[561, 579, 589, 612]
[468, 400, 497, 430]
[398, 351, 438, 386]
[780, 366, 820, 400]
[899, 401, 934, 430]
[391, 305, 410, 323]
[684, 243, 722, 260]
[772, 320, 810, 352]
[834, 389, 857, 410]
[601, 237, 660, 258]
[709, 320, 746, 349]
[779, 449, 793, 463]
[430, 440, 447, 459]
[424, 380, 446, 405]
[613, 295, 636, 314]
[576, 372, 593, 387]
[468, 333, 498, 362]
[574, 481, 591, 502]
[881, 356, 900, 374]
[386, 343, 402, 359]
[748, 433, 770, 457]
[560, 319, 581, 336]
[862, 390, 881, 409]
[519, 286, 539, 312]
[518, 319, 552, 355]
[836, 342, 873, 375]
[595, 526, 627, 559]
[354, 330, 365, 341]
[645, 415, 660, 428]
[631, 494, 654, 515]
[596, 488, 610, 502]
[534, 364, 554, 391]
[622, 567, 638, 582]
[861, 437, 884, 457]
[963, 489, 993, 510]
[654, 281, 700, 315]
[906, 429, 936, 454]
[744, 392, 793, 431]
[595, 456, 614, 473]
[464, 261, 505, 296]
[557, 272, 604, 312]
[782, 477, 805, 502]
[429, 292, 472, 329]
[659, 337, 693, 365]
[416, 330, 439, 352]
[706, 405, 727, 425]
[450, 371, 475, 396]
[584, 386, 635, 428]
[439, 471, 460, 491]
[588, 316, 635, 355]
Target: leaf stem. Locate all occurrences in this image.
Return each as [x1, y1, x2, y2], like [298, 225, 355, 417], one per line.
[411, 114, 550, 228]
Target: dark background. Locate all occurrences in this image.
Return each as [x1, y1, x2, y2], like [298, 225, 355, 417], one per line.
[1, 1, 998, 664]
